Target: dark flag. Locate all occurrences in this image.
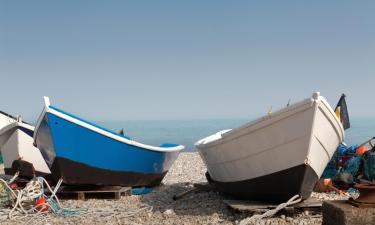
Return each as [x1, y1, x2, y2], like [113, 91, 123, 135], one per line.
[334, 94, 350, 130]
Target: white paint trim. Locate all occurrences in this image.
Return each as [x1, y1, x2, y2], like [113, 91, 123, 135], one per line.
[33, 97, 184, 152]
[33, 107, 46, 142]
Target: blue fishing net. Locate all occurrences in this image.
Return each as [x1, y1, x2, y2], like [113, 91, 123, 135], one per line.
[345, 144, 358, 155]
[343, 155, 362, 178]
[337, 144, 349, 155]
[321, 144, 360, 179]
[363, 151, 375, 181]
[321, 158, 338, 178]
[321, 144, 347, 178]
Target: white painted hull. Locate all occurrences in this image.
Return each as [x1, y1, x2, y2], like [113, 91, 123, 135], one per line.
[195, 93, 344, 200]
[0, 122, 51, 176]
[0, 112, 17, 130]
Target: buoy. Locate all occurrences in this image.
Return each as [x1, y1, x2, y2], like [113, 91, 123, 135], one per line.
[10, 183, 18, 190]
[323, 178, 332, 186]
[356, 146, 368, 155]
[36, 198, 49, 212]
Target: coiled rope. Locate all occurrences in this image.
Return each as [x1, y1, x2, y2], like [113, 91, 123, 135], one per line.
[239, 194, 302, 225]
[0, 174, 154, 224]
[0, 174, 79, 220]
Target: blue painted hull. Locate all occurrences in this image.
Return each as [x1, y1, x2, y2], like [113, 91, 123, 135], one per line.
[34, 110, 181, 186]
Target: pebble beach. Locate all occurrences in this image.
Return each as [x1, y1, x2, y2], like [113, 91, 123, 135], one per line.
[0, 153, 348, 225]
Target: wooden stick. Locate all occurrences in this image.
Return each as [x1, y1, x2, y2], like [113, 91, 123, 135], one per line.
[358, 137, 375, 148]
[173, 188, 196, 201]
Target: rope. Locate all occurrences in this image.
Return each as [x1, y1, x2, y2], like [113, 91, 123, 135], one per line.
[0, 172, 20, 205]
[0, 176, 81, 220]
[239, 194, 302, 225]
[0, 175, 154, 222]
[8, 172, 19, 184]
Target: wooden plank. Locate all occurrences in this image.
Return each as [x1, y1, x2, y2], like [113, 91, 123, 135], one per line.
[294, 200, 322, 208]
[58, 186, 129, 193]
[77, 192, 85, 201]
[114, 192, 121, 200]
[54, 186, 131, 200]
[59, 186, 129, 193]
[223, 200, 277, 211]
[223, 198, 322, 212]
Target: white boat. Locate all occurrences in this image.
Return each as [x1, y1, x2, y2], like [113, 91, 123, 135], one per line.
[195, 92, 344, 202]
[0, 112, 50, 177]
[0, 111, 17, 129]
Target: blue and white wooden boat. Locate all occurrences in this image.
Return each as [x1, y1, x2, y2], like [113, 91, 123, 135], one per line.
[33, 97, 184, 186]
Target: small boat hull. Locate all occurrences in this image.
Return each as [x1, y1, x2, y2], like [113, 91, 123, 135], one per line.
[34, 97, 183, 186]
[0, 122, 51, 178]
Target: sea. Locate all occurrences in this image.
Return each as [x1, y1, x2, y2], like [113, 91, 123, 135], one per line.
[99, 117, 375, 151]
[0, 117, 373, 163]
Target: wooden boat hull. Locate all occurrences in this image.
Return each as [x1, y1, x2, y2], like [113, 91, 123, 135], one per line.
[34, 97, 183, 186]
[196, 93, 344, 202]
[50, 157, 168, 186]
[0, 119, 51, 178]
[0, 111, 17, 129]
[208, 164, 318, 202]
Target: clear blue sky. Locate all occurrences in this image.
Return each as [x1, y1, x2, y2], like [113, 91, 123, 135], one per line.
[1, 1, 374, 121]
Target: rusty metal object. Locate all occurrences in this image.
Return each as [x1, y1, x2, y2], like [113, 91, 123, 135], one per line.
[348, 183, 375, 208]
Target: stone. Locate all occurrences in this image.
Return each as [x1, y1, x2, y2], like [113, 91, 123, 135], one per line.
[286, 217, 293, 222]
[163, 209, 175, 216]
[322, 200, 375, 225]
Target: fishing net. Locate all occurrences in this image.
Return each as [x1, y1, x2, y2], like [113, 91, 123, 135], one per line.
[0, 182, 13, 207]
[344, 155, 362, 178]
[363, 151, 375, 181]
[321, 159, 338, 179]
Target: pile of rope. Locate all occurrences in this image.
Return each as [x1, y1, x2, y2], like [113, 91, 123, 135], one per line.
[239, 195, 302, 225]
[0, 174, 154, 224]
[0, 174, 81, 222]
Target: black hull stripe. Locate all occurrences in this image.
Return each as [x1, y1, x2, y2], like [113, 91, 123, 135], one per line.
[17, 126, 34, 137]
[51, 157, 167, 187]
[0, 111, 31, 125]
[209, 164, 318, 202]
[5, 159, 50, 179]
[5, 168, 52, 180]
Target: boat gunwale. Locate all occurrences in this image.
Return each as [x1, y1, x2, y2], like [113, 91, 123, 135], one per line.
[0, 111, 32, 126]
[0, 122, 35, 136]
[0, 122, 35, 147]
[33, 97, 184, 153]
[317, 98, 345, 142]
[196, 93, 344, 149]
